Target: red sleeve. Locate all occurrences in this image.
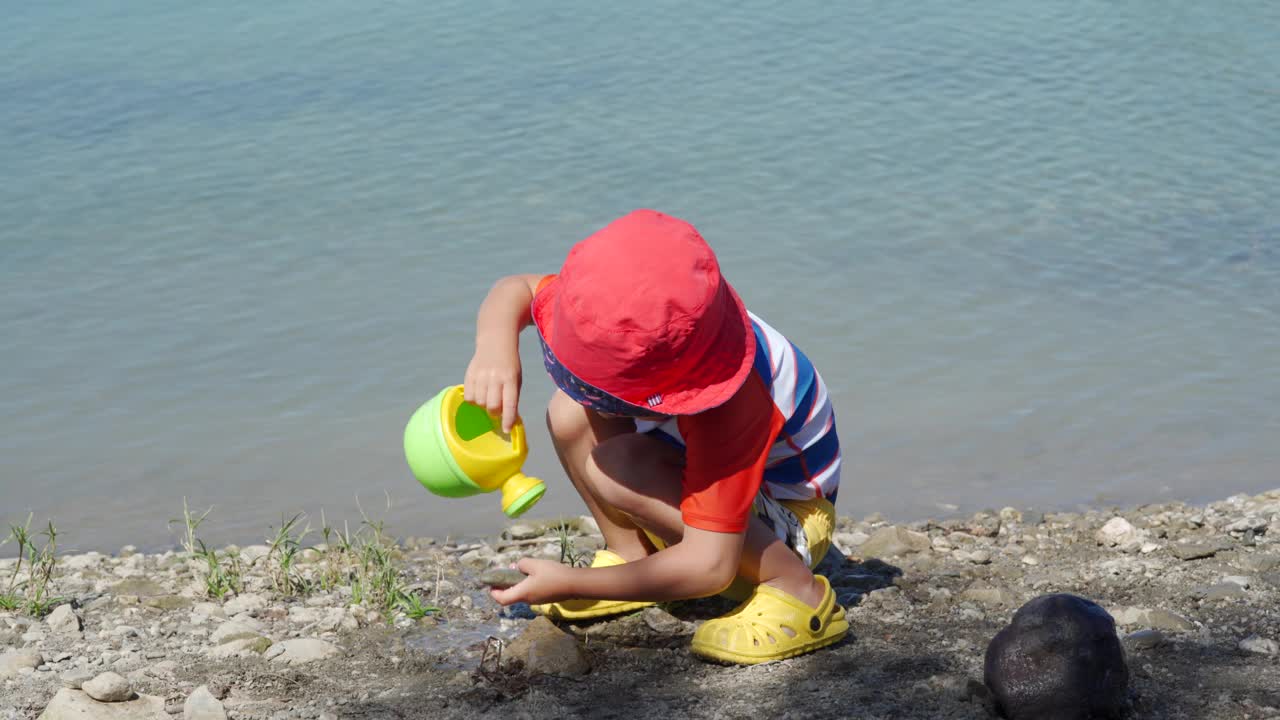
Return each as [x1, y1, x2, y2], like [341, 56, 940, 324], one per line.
[534, 274, 556, 296]
[676, 372, 784, 533]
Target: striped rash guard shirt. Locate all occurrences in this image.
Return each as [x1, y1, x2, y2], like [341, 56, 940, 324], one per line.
[635, 311, 842, 533]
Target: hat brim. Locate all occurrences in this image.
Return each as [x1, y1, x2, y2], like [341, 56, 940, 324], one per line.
[531, 275, 756, 416]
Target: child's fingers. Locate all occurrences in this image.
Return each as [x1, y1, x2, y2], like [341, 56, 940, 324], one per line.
[484, 381, 504, 418]
[501, 382, 519, 432]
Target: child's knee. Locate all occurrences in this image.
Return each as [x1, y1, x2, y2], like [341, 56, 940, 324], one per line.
[545, 389, 590, 445]
[588, 434, 679, 513]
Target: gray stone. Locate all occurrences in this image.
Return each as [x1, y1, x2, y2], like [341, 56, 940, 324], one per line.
[142, 595, 192, 612]
[38, 689, 169, 720]
[1230, 552, 1279, 573]
[641, 607, 686, 635]
[59, 669, 96, 689]
[833, 531, 870, 551]
[1170, 541, 1231, 561]
[505, 524, 542, 540]
[858, 526, 932, 558]
[192, 602, 226, 619]
[1194, 583, 1248, 601]
[1095, 517, 1144, 549]
[61, 553, 108, 571]
[1109, 607, 1145, 626]
[1124, 629, 1166, 650]
[1144, 609, 1196, 632]
[83, 671, 133, 702]
[222, 594, 267, 616]
[206, 636, 272, 659]
[0, 649, 43, 678]
[46, 605, 83, 636]
[479, 567, 527, 588]
[503, 617, 590, 677]
[962, 583, 1018, 607]
[210, 619, 265, 644]
[238, 545, 271, 566]
[109, 579, 169, 599]
[269, 638, 340, 665]
[1239, 635, 1279, 656]
[183, 685, 228, 720]
[968, 550, 993, 565]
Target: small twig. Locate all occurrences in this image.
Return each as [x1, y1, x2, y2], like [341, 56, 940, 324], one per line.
[495, 537, 551, 550]
[477, 635, 505, 678]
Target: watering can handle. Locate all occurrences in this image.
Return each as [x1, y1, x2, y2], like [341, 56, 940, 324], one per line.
[488, 410, 527, 455]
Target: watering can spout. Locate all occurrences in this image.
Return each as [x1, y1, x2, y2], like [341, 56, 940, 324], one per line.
[501, 472, 546, 518]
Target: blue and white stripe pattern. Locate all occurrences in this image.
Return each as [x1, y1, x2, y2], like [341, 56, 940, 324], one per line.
[637, 312, 841, 501]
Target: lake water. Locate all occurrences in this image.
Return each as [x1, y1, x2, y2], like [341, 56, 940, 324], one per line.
[2, 0, 1278, 553]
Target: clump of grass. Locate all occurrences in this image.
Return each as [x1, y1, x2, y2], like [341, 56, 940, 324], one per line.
[316, 504, 438, 621]
[556, 520, 587, 568]
[195, 540, 243, 600]
[172, 498, 437, 621]
[168, 497, 213, 556]
[1, 514, 63, 616]
[393, 589, 440, 620]
[265, 513, 311, 597]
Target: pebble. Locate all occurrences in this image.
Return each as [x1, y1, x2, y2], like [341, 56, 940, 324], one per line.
[0, 649, 43, 678]
[1195, 583, 1248, 601]
[223, 593, 268, 616]
[268, 638, 341, 665]
[833, 531, 870, 552]
[45, 604, 83, 636]
[858, 526, 932, 558]
[58, 669, 96, 689]
[207, 636, 272, 659]
[961, 582, 1017, 607]
[967, 550, 993, 565]
[641, 607, 686, 635]
[184, 685, 228, 720]
[239, 545, 272, 565]
[83, 671, 133, 702]
[1124, 629, 1166, 650]
[1238, 635, 1279, 656]
[1170, 540, 1231, 561]
[109, 578, 169, 599]
[505, 523, 542, 540]
[479, 567, 528, 588]
[210, 619, 266, 644]
[1095, 517, 1144, 549]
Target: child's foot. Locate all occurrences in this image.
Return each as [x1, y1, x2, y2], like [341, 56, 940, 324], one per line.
[531, 549, 656, 620]
[690, 575, 848, 665]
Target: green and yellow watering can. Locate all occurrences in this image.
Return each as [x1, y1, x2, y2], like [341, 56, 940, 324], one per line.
[403, 385, 546, 518]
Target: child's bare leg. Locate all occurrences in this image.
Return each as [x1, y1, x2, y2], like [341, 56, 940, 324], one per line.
[590, 433, 826, 608]
[545, 390, 656, 562]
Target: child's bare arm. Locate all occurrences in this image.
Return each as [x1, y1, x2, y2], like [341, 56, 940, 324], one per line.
[464, 274, 544, 432]
[492, 527, 744, 605]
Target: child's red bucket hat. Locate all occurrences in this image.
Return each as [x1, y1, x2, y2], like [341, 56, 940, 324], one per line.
[531, 209, 756, 416]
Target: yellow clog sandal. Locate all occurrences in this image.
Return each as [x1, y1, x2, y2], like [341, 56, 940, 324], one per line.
[531, 549, 656, 620]
[690, 575, 848, 664]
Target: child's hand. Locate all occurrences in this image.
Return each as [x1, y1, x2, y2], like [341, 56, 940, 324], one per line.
[488, 558, 574, 606]
[464, 338, 522, 433]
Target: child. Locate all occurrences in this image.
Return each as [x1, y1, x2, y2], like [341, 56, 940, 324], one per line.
[465, 209, 847, 664]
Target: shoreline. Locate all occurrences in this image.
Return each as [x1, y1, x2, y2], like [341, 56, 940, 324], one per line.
[2, 489, 1278, 719]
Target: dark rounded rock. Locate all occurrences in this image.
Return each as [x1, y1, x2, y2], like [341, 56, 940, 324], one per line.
[984, 593, 1129, 720]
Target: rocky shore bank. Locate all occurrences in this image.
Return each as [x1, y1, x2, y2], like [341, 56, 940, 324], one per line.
[3, 490, 1279, 720]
